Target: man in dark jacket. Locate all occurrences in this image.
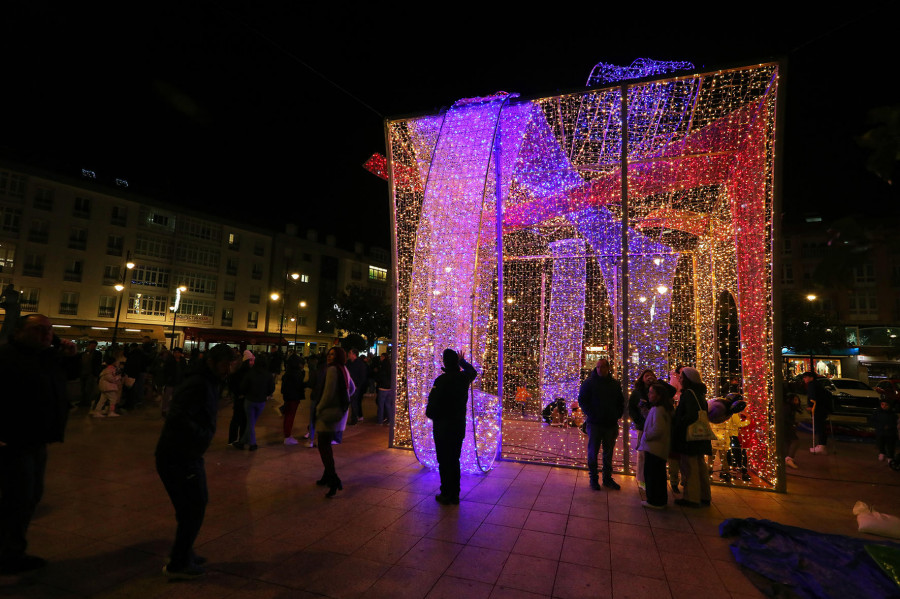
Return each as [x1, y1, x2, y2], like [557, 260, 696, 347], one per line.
[155, 343, 235, 579]
[425, 349, 477, 505]
[0, 314, 75, 574]
[803, 371, 832, 454]
[347, 348, 368, 425]
[578, 359, 625, 490]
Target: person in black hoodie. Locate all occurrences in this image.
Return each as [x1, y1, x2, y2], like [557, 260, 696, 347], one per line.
[155, 343, 235, 579]
[425, 349, 477, 505]
[0, 314, 75, 575]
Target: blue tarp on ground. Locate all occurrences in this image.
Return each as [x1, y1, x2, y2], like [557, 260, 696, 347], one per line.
[720, 518, 900, 599]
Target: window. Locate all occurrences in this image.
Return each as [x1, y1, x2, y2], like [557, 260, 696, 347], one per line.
[253, 242, 265, 257]
[131, 265, 170, 288]
[28, 219, 49, 243]
[247, 311, 258, 328]
[128, 292, 169, 317]
[68, 227, 88, 251]
[63, 260, 84, 282]
[178, 216, 221, 242]
[292, 315, 307, 326]
[802, 264, 815, 283]
[853, 263, 876, 287]
[371, 247, 389, 263]
[249, 287, 261, 304]
[106, 235, 124, 256]
[221, 308, 233, 327]
[781, 262, 793, 285]
[176, 271, 217, 295]
[0, 171, 26, 199]
[0, 245, 15, 273]
[135, 234, 174, 260]
[139, 207, 176, 231]
[59, 291, 79, 315]
[175, 243, 220, 268]
[19, 288, 39, 312]
[179, 298, 214, 318]
[300, 274, 309, 283]
[223, 280, 236, 301]
[351, 264, 362, 280]
[368, 266, 387, 282]
[849, 290, 878, 319]
[103, 265, 122, 285]
[782, 238, 792, 255]
[227, 232, 240, 250]
[251, 263, 263, 280]
[98, 295, 117, 318]
[110, 205, 127, 226]
[1, 205, 22, 233]
[73, 196, 92, 218]
[23, 253, 43, 277]
[226, 257, 238, 276]
[33, 188, 53, 210]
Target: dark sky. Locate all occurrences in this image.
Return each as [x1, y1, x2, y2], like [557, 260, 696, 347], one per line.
[2, 2, 897, 249]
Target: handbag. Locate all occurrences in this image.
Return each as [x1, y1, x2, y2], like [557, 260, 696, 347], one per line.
[684, 389, 717, 442]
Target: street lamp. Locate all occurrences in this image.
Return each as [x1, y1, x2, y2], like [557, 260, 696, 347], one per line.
[289, 300, 308, 350]
[169, 285, 187, 349]
[111, 251, 135, 347]
[273, 270, 300, 352]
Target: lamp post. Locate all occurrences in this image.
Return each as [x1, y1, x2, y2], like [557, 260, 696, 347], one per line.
[111, 251, 135, 347]
[169, 285, 187, 349]
[272, 268, 300, 351]
[289, 300, 308, 351]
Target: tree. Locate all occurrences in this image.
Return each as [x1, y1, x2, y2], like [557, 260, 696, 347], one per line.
[781, 292, 846, 355]
[323, 284, 392, 350]
[858, 104, 900, 185]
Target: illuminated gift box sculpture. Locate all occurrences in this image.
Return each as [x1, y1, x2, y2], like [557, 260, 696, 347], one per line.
[387, 59, 779, 487]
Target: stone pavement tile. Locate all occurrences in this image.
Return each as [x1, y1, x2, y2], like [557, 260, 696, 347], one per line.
[361, 565, 441, 599]
[568, 495, 608, 520]
[307, 523, 385, 555]
[523, 510, 569, 535]
[685, 514, 724, 537]
[464, 481, 513, 504]
[380, 490, 431, 511]
[354, 530, 422, 565]
[303, 555, 390, 598]
[497, 488, 538, 510]
[397, 537, 464, 573]
[453, 500, 495, 522]
[553, 560, 612, 599]
[652, 527, 707, 557]
[425, 514, 483, 544]
[608, 521, 654, 549]
[531, 494, 572, 515]
[445, 545, 510, 584]
[385, 510, 444, 537]
[660, 552, 724, 591]
[511, 529, 564, 561]
[566, 515, 609, 542]
[644, 508, 694, 532]
[495, 553, 558, 597]
[611, 570, 673, 599]
[711, 558, 768, 596]
[697, 532, 737, 561]
[668, 580, 731, 599]
[468, 522, 522, 552]
[485, 505, 530, 528]
[489, 585, 551, 599]
[559, 536, 611, 570]
[609, 543, 664, 579]
[425, 575, 493, 599]
[608, 504, 650, 526]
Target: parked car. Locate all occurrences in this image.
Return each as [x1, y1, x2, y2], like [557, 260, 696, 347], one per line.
[821, 378, 882, 416]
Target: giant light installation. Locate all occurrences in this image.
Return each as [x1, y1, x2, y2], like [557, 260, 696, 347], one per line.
[387, 59, 780, 488]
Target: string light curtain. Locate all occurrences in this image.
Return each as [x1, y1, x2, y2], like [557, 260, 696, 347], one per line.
[388, 60, 779, 487]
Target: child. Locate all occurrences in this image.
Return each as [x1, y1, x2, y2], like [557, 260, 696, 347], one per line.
[94, 355, 124, 418]
[870, 399, 898, 461]
[638, 381, 676, 509]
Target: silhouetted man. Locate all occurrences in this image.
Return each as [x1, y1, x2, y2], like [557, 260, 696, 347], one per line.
[578, 359, 625, 490]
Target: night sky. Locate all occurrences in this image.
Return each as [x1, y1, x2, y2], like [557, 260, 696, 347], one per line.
[2, 2, 897, 250]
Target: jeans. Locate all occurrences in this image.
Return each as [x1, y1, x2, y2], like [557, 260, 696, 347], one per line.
[433, 423, 464, 499]
[228, 397, 246, 443]
[241, 401, 265, 445]
[376, 389, 394, 425]
[156, 457, 207, 569]
[586, 423, 618, 482]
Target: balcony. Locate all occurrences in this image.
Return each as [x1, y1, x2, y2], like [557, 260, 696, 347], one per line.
[28, 231, 48, 243]
[22, 267, 43, 278]
[106, 246, 123, 257]
[221, 317, 233, 327]
[226, 265, 238, 276]
[63, 270, 82, 282]
[98, 306, 115, 318]
[68, 239, 87, 251]
[20, 299, 39, 312]
[110, 215, 126, 227]
[249, 294, 260, 304]
[223, 291, 235, 301]
[59, 303, 79, 315]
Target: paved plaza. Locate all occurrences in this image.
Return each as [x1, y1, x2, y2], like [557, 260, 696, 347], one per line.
[2, 397, 899, 599]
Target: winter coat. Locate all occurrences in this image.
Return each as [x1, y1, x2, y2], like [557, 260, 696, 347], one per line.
[637, 405, 672, 460]
[155, 361, 224, 461]
[426, 359, 477, 430]
[672, 387, 713, 455]
[98, 364, 123, 401]
[577, 371, 624, 428]
[316, 365, 356, 433]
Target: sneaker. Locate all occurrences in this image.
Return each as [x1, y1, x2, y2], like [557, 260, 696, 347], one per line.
[435, 494, 460, 505]
[330, 440, 339, 445]
[163, 563, 205, 579]
[785, 456, 799, 469]
[809, 445, 828, 455]
[641, 500, 665, 510]
[307, 441, 316, 448]
[879, 453, 886, 461]
[284, 437, 299, 445]
[303, 432, 310, 439]
[603, 479, 621, 491]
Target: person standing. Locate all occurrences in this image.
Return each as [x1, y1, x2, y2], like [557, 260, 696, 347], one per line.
[637, 381, 675, 509]
[238, 354, 274, 451]
[346, 348, 368, 425]
[314, 347, 355, 497]
[673, 367, 713, 508]
[281, 355, 306, 445]
[79, 340, 102, 408]
[375, 353, 394, 425]
[425, 349, 477, 505]
[628, 369, 656, 492]
[155, 343, 235, 579]
[802, 371, 831, 454]
[578, 359, 625, 491]
[161, 347, 185, 417]
[0, 314, 75, 574]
